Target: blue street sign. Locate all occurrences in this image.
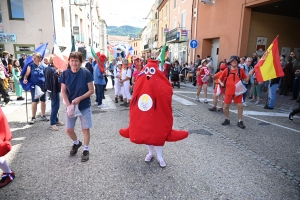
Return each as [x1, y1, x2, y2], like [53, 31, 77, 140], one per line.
[190, 39, 198, 49]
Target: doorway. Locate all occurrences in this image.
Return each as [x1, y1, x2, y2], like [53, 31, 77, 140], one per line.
[211, 38, 219, 72]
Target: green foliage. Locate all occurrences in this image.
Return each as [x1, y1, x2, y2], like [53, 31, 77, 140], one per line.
[107, 25, 142, 37]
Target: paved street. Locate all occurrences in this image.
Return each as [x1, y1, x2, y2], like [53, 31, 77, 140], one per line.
[1, 80, 300, 199]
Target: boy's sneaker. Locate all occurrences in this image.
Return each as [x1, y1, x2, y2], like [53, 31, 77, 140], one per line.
[29, 118, 36, 124]
[237, 121, 246, 129]
[204, 99, 208, 104]
[97, 104, 106, 108]
[41, 116, 49, 121]
[195, 97, 200, 102]
[208, 107, 217, 111]
[255, 101, 259, 105]
[0, 171, 15, 188]
[217, 108, 223, 112]
[222, 119, 230, 126]
[70, 141, 82, 156]
[81, 150, 89, 162]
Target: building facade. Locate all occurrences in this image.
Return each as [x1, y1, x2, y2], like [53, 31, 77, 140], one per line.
[130, 38, 142, 59]
[167, 0, 193, 64]
[192, 0, 300, 71]
[157, 0, 170, 48]
[0, 0, 104, 59]
[0, 0, 54, 58]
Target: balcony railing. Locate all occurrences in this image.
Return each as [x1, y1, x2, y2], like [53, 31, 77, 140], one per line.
[166, 27, 189, 43]
[144, 44, 149, 50]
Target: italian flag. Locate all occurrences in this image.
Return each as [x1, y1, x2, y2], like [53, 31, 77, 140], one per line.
[254, 36, 284, 82]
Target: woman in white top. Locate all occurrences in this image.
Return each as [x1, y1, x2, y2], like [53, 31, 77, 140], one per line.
[120, 59, 132, 107]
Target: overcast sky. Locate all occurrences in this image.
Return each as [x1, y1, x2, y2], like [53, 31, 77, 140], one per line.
[99, 0, 156, 28]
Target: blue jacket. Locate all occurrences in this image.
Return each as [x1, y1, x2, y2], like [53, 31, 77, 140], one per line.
[93, 64, 106, 85]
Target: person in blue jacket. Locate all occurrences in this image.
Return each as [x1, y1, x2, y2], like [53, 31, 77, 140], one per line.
[93, 62, 106, 108]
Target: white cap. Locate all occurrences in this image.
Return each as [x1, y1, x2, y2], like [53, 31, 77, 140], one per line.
[117, 61, 122, 65]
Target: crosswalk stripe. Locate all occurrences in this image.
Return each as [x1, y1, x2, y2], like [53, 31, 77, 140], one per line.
[101, 95, 117, 110]
[230, 110, 300, 119]
[172, 95, 197, 105]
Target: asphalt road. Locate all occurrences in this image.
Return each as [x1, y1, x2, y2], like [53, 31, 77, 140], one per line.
[1, 81, 300, 199]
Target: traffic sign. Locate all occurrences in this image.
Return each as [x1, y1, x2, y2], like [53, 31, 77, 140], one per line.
[190, 39, 198, 49]
[73, 26, 79, 35]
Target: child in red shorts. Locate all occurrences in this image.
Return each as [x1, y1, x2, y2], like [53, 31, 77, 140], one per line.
[208, 63, 226, 112]
[195, 59, 210, 103]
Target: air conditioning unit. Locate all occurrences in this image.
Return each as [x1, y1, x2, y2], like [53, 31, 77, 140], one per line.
[200, 0, 215, 5]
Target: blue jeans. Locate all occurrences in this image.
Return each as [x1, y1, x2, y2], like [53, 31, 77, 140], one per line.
[268, 83, 279, 108]
[111, 75, 115, 87]
[49, 92, 60, 125]
[242, 82, 250, 102]
[95, 84, 104, 105]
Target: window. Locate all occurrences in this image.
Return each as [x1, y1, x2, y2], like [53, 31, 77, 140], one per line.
[181, 11, 186, 29]
[8, 0, 24, 20]
[174, 0, 177, 9]
[165, 5, 167, 17]
[173, 17, 177, 29]
[61, 8, 65, 27]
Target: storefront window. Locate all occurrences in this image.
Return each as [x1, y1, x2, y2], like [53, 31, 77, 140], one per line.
[13, 44, 35, 59]
[7, 0, 25, 20]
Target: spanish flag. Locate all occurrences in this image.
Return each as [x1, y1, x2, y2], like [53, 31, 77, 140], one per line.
[254, 36, 284, 82]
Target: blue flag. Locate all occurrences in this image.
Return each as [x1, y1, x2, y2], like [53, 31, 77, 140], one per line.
[20, 43, 48, 91]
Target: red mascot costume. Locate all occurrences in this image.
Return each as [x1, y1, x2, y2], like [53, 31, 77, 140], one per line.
[0, 108, 15, 188]
[119, 59, 188, 167]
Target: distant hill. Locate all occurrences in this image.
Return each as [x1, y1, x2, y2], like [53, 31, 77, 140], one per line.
[107, 25, 142, 38]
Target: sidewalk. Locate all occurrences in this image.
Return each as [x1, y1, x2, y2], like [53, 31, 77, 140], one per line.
[180, 80, 299, 111]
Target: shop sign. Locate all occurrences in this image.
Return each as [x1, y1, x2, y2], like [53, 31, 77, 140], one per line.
[0, 33, 17, 43]
[180, 30, 188, 42]
[256, 37, 267, 56]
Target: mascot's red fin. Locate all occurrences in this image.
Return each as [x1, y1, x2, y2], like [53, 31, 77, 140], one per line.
[167, 129, 188, 142]
[119, 128, 130, 138]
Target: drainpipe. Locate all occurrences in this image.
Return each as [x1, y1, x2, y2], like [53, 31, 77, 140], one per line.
[51, 0, 56, 40]
[192, 0, 198, 62]
[69, 0, 73, 40]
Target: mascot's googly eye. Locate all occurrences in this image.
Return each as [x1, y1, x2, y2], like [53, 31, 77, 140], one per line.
[150, 67, 156, 75]
[144, 67, 149, 74]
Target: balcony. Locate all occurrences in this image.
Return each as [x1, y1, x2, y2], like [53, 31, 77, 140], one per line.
[166, 28, 189, 43]
[144, 44, 149, 50]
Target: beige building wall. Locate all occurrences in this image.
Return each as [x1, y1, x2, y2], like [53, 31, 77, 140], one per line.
[158, 0, 170, 48]
[1, 0, 54, 58]
[130, 39, 142, 58]
[247, 12, 300, 57]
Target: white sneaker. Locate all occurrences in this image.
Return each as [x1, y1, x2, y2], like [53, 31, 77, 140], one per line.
[94, 102, 98, 105]
[243, 102, 248, 107]
[204, 99, 208, 104]
[195, 97, 200, 102]
[255, 101, 259, 105]
[97, 104, 106, 108]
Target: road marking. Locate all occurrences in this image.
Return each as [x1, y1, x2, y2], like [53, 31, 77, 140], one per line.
[101, 95, 117, 110]
[172, 95, 197, 105]
[230, 110, 300, 119]
[176, 92, 300, 133]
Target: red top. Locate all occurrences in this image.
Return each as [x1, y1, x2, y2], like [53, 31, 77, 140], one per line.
[219, 67, 247, 95]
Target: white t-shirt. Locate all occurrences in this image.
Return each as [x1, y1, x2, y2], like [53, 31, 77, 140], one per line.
[121, 68, 132, 83]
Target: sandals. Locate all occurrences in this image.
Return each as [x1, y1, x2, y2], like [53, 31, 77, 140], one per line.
[50, 125, 59, 131]
[145, 154, 153, 162]
[56, 122, 65, 126]
[158, 159, 166, 168]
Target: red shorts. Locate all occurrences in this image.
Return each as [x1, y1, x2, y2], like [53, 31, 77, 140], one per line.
[224, 94, 243, 104]
[214, 86, 225, 95]
[197, 76, 208, 86]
